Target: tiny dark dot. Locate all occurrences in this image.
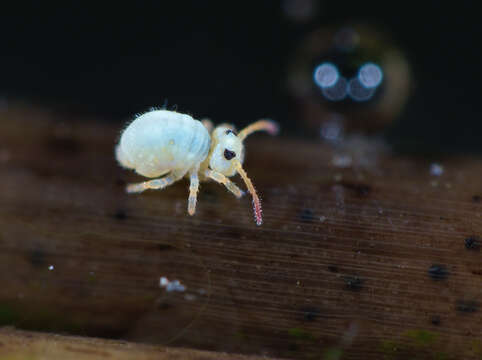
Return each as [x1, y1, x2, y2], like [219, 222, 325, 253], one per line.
[300, 208, 314, 222]
[428, 264, 449, 281]
[116, 178, 126, 187]
[456, 300, 478, 313]
[340, 182, 372, 196]
[344, 276, 363, 291]
[472, 195, 481, 203]
[114, 209, 127, 220]
[157, 302, 172, 310]
[158, 244, 173, 251]
[29, 248, 46, 268]
[300, 306, 320, 322]
[224, 149, 236, 160]
[465, 237, 480, 251]
[225, 129, 237, 135]
[431, 315, 441, 325]
[328, 265, 338, 273]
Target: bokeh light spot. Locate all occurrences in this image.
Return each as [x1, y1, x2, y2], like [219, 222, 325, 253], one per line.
[358, 63, 383, 88]
[347, 77, 376, 102]
[321, 76, 348, 101]
[313, 63, 339, 88]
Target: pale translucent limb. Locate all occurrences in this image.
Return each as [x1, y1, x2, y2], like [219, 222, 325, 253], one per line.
[188, 165, 200, 215]
[126, 171, 183, 194]
[204, 169, 244, 199]
[201, 118, 214, 133]
[233, 159, 262, 226]
[237, 119, 279, 141]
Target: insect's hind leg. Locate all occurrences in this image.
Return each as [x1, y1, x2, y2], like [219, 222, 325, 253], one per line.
[126, 171, 183, 194]
[188, 165, 200, 215]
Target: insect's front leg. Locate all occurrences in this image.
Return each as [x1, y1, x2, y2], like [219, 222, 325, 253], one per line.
[188, 165, 200, 215]
[205, 169, 244, 198]
[126, 171, 183, 194]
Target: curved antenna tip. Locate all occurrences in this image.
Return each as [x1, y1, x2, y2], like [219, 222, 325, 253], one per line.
[235, 160, 263, 226]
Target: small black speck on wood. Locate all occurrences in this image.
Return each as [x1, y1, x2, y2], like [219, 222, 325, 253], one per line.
[465, 236, 480, 250]
[431, 315, 441, 325]
[299, 208, 314, 222]
[344, 276, 363, 291]
[428, 264, 449, 280]
[114, 209, 127, 220]
[300, 306, 320, 322]
[456, 300, 478, 313]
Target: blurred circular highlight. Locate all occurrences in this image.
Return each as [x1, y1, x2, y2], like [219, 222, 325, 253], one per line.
[287, 23, 412, 134]
[347, 77, 376, 102]
[358, 63, 384, 88]
[313, 63, 339, 88]
[321, 76, 348, 101]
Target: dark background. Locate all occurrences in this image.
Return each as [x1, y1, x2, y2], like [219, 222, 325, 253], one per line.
[1, 1, 481, 153]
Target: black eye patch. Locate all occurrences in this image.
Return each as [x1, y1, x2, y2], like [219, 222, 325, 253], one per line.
[224, 149, 236, 160]
[225, 129, 237, 135]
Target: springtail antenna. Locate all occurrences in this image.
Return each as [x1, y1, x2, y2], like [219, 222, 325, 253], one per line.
[234, 160, 263, 225]
[238, 119, 279, 141]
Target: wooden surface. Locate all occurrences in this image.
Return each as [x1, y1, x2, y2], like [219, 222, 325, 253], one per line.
[0, 105, 481, 359]
[0, 327, 280, 360]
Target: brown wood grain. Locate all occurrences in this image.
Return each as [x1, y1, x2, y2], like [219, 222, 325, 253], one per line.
[0, 104, 481, 359]
[0, 327, 282, 360]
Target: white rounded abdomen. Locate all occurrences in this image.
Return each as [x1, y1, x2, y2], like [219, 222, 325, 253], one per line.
[116, 110, 211, 178]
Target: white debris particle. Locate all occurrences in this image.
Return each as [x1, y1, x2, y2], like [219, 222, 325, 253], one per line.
[166, 280, 186, 292]
[48, 265, 54, 271]
[430, 163, 444, 176]
[319, 215, 327, 222]
[160, 276, 169, 287]
[160, 276, 186, 292]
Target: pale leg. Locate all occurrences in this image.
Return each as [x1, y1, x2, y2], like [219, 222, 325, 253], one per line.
[188, 166, 200, 215]
[126, 171, 183, 194]
[205, 169, 244, 198]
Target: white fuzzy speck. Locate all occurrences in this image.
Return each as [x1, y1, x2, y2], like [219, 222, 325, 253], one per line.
[430, 163, 444, 176]
[166, 280, 186, 292]
[48, 265, 54, 271]
[160, 276, 169, 287]
[160, 276, 186, 292]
